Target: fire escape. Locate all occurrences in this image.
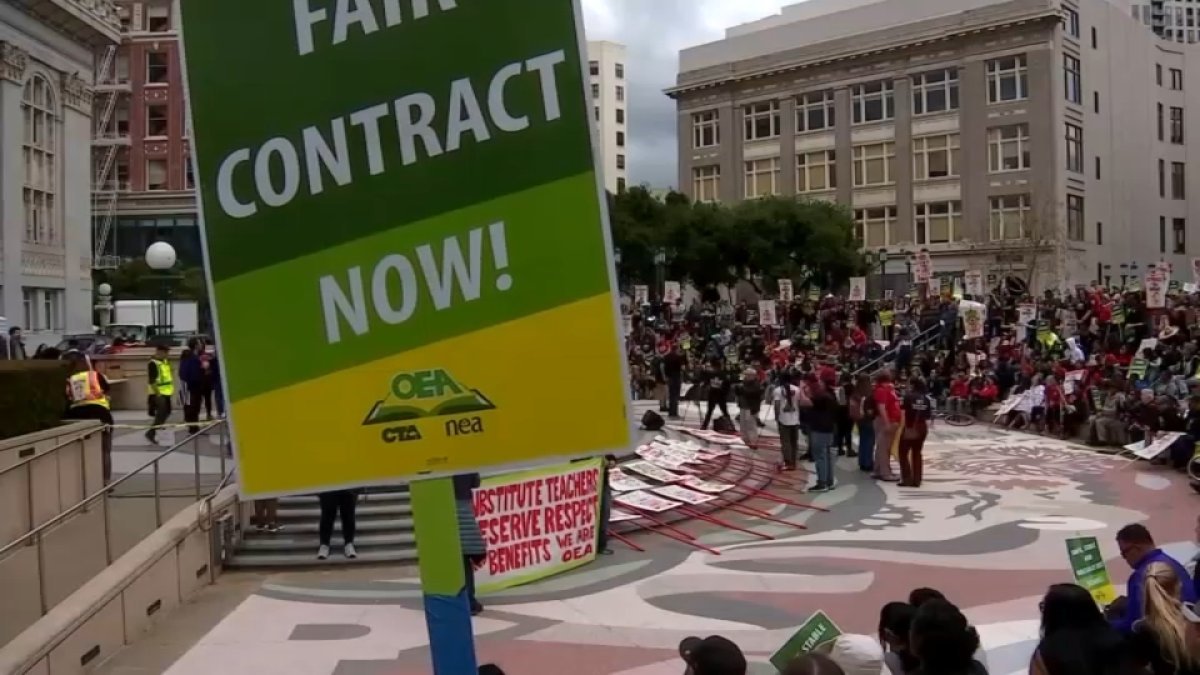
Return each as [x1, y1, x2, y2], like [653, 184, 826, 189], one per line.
[91, 42, 125, 270]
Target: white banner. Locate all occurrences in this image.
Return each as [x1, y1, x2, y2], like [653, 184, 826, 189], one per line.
[964, 270, 984, 297]
[848, 277, 866, 301]
[472, 459, 602, 593]
[680, 475, 736, 494]
[608, 468, 653, 492]
[1124, 432, 1183, 460]
[622, 460, 683, 483]
[915, 250, 932, 283]
[959, 300, 986, 339]
[778, 279, 794, 302]
[663, 281, 682, 305]
[759, 299, 778, 327]
[1146, 271, 1167, 309]
[614, 490, 680, 513]
[633, 285, 649, 305]
[651, 485, 716, 505]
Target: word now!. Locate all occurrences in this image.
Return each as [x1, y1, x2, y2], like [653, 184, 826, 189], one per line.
[319, 221, 511, 344]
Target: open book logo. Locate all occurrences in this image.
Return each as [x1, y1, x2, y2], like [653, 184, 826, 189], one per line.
[362, 368, 495, 426]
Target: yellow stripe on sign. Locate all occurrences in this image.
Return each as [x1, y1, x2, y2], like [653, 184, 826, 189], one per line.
[232, 294, 630, 497]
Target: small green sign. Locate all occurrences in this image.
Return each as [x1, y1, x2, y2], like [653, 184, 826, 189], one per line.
[770, 610, 843, 671]
[1066, 536, 1117, 606]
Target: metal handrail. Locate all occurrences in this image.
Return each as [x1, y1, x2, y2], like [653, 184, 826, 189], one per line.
[852, 322, 942, 377]
[0, 420, 228, 617]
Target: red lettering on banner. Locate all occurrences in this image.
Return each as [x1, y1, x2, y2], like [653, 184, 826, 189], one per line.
[543, 496, 596, 534]
[486, 537, 552, 575]
[561, 542, 593, 563]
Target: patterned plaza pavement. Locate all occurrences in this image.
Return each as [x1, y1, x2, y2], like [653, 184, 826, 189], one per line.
[100, 422, 1199, 675]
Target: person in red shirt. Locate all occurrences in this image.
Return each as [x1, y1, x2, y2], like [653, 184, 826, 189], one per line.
[971, 377, 999, 414]
[1042, 375, 1064, 435]
[947, 371, 970, 416]
[872, 371, 901, 482]
[898, 376, 933, 488]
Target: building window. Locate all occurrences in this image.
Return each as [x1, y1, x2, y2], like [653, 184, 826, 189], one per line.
[1095, 156, 1101, 179]
[1172, 161, 1186, 199]
[590, 83, 599, 98]
[914, 201, 962, 245]
[692, 110, 719, 148]
[1096, 221, 1103, 245]
[146, 51, 169, 84]
[615, 63, 624, 79]
[147, 158, 168, 191]
[184, 155, 195, 190]
[593, 107, 599, 121]
[911, 69, 959, 115]
[854, 206, 897, 247]
[912, 134, 959, 180]
[852, 81, 894, 124]
[1064, 6, 1080, 37]
[1092, 26, 1098, 48]
[1094, 90, 1100, 113]
[1161, 216, 1168, 253]
[588, 60, 599, 76]
[744, 158, 780, 198]
[22, 74, 56, 245]
[852, 142, 896, 186]
[1171, 106, 1185, 143]
[616, 177, 626, 192]
[1160, 159, 1166, 197]
[796, 91, 834, 133]
[1064, 55, 1082, 104]
[743, 100, 780, 141]
[986, 55, 1029, 103]
[615, 108, 625, 124]
[1171, 67, 1184, 90]
[616, 154, 625, 170]
[1158, 103, 1164, 141]
[989, 194, 1030, 240]
[615, 85, 624, 102]
[115, 53, 130, 83]
[22, 288, 63, 331]
[1157, 64, 1164, 86]
[1067, 194, 1085, 241]
[987, 124, 1030, 172]
[1065, 123, 1083, 173]
[146, 103, 168, 137]
[146, 4, 171, 31]
[1175, 218, 1187, 253]
[692, 166, 720, 203]
[616, 131, 625, 147]
[796, 150, 836, 193]
[42, 289, 63, 331]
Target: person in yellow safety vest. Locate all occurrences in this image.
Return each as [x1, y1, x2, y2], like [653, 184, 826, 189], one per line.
[145, 343, 175, 445]
[63, 352, 114, 483]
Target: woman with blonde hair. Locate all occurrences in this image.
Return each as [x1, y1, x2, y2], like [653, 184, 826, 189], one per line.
[1131, 561, 1200, 675]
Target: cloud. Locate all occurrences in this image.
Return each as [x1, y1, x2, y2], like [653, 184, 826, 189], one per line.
[580, 0, 793, 188]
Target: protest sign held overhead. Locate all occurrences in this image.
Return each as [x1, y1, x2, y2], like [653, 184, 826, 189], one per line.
[181, 0, 631, 496]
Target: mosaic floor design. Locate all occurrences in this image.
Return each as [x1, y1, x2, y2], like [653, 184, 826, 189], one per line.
[125, 423, 1200, 675]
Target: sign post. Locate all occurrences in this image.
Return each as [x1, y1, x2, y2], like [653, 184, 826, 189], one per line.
[180, 2, 631, 673]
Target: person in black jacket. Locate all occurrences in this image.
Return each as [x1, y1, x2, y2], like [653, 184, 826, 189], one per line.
[701, 358, 732, 430]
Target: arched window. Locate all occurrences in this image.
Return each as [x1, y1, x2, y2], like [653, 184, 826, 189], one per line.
[23, 74, 57, 245]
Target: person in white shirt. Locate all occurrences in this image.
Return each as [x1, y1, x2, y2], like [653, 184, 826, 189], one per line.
[772, 372, 810, 471]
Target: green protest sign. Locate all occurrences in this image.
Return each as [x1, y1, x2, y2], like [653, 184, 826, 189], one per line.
[1066, 536, 1118, 606]
[180, 0, 629, 497]
[770, 610, 843, 671]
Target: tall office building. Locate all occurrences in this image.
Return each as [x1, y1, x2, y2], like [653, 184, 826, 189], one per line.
[1131, 1, 1200, 43]
[668, 0, 1200, 292]
[0, 0, 120, 345]
[92, 0, 200, 272]
[586, 40, 629, 193]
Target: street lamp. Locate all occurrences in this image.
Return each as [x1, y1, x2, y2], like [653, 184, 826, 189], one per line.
[95, 283, 113, 331]
[653, 248, 667, 302]
[1103, 264, 1112, 289]
[145, 242, 178, 333]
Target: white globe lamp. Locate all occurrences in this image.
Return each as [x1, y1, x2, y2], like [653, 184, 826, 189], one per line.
[145, 242, 177, 271]
[97, 282, 112, 297]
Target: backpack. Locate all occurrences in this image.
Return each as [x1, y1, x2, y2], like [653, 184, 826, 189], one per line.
[713, 415, 737, 434]
[641, 410, 665, 431]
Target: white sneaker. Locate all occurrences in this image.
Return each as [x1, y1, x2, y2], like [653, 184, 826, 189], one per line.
[344, 543, 358, 559]
[316, 544, 329, 560]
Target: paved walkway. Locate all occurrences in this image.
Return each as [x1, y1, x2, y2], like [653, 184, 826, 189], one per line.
[98, 422, 1199, 675]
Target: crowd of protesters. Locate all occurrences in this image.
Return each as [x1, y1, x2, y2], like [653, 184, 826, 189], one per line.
[625, 283, 1200, 493]
[671, 522, 1199, 675]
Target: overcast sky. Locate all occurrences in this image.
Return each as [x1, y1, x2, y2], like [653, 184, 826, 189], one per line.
[580, 0, 792, 189]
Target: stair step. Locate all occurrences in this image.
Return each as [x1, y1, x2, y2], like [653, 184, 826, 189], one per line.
[240, 532, 416, 550]
[227, 548, 418, 568]
[275, 503, 411, 519]
[271, 517, 413, 534]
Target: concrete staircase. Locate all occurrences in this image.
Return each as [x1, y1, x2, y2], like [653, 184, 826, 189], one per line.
[228, 487, 418, 567]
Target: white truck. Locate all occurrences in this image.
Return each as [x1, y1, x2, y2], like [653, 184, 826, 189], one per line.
[109, 300, 200, 342]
